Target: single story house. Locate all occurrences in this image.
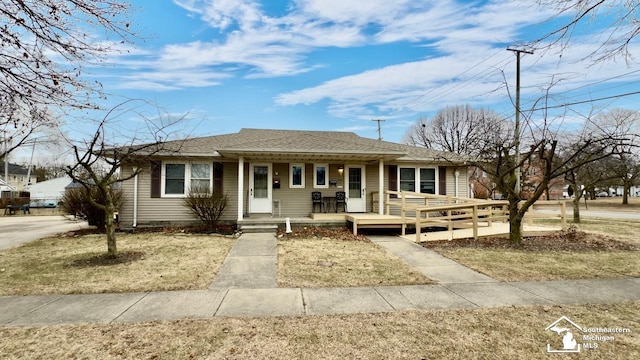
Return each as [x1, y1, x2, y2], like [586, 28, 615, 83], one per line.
[118, 128, 471, 228]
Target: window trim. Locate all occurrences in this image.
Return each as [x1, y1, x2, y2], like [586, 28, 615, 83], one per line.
[161, 161, 213, 198]
[397, 166, 438, 195]
[313, 163, 329, 189]
[289, 163, 305, 189]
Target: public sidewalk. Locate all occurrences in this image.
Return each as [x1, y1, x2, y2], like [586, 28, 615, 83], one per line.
[1, 233, 639, 327]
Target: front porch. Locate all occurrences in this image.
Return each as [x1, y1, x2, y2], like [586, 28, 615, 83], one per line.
[239, 191, 567, 241]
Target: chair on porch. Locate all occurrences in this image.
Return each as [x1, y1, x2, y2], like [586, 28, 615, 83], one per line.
[312, 191, 324, 213]
[335, 191, 347, 213]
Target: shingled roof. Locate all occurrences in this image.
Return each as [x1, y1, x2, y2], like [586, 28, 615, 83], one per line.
[138, 128, 468, 164]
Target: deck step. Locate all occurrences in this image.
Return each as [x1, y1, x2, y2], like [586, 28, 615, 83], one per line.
[240, 224, 278, 233]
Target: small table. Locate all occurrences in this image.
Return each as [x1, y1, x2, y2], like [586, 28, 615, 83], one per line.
[323, 197, 336, 213]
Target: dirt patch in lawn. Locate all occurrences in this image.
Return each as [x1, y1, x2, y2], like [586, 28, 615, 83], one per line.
[67, 251, 146, 267]
[277, 227, 368, 242]
[421, 226, 638, 252]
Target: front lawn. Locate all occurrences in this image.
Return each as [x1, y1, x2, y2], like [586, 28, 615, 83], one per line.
[277, 228, 433, 287]
[0, 232, 236, 295]
[424, 227, 639, 282]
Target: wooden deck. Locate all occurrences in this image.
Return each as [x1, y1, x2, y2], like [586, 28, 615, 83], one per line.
[400, 223, 561, 242]
[242, 192, 568, 241]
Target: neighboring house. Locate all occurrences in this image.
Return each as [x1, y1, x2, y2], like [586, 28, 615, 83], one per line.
[24, 176, 73, 207]
[0, 178, 15, 192]
[521, 154, 566, 200]
[468, 154, 567, 201]
[118, 128, 471, 228]
[0, 162, 38, 191]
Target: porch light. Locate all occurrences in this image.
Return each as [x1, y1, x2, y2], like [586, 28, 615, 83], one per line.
[338, 165, 344, 177]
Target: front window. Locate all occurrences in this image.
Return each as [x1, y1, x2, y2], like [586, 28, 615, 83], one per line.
[165, 163, 186, 195]
[399, 167, 438, 194]
[420, 168, 436, 194]
[190, 163, 211, 193]
[163, 162, 212, 196]
[314, 164, 328, 188]
[290, 164, 305, 188]
[399, 168, 415, 191]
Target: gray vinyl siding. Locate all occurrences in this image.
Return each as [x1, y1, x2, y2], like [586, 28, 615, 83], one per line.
[365, 164, 386, 213]
[119, 161, 239, 227]
[270, 163, 347, 217]
[118, 160, 470, 227]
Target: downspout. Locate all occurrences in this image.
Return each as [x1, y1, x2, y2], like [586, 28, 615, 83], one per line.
[133, 168, 138, 228]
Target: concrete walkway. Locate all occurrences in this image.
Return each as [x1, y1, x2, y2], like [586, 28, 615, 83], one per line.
[209, 232, 277, 289]
[1, 233, 639, 326]
[369, 235, 497, 283]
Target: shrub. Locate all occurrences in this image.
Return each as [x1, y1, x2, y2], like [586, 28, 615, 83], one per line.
[61, 185, 124, 232]
[183, 187, 228, 230]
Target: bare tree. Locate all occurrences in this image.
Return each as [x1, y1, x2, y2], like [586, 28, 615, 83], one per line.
[534, 0, 640, 63]
[0, 1, 135, 159]
[65, 101, 186, 257]
[593, 108, 640, 204]
[563, 146, 616, 222]
[402, 104, 510, 156]
[0, 94, 58, 162]
[407, 100, 634, 245]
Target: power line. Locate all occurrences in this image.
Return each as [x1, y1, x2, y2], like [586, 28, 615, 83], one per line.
[531, 90, 640, 111]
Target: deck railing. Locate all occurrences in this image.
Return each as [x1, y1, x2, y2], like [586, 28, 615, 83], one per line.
[374, 190, 566, 241]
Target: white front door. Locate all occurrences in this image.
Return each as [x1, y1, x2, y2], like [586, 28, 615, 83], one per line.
[249, 163, 272, 213]
[346, 165, 366, 212]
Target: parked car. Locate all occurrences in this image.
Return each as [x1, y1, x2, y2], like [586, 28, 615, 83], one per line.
[596, 191, 609, 197]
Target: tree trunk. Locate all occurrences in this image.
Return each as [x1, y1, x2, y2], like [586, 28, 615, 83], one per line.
[508, 200, 523, 245]
[622, 181, 630, 205]
[572, 196, 581, 223]
[104, 192, 118, 257]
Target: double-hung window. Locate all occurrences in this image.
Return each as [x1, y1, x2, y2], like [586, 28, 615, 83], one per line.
[162, 162, 212, 197]
[164, 163, 186, 195]
[290, 164, 305, 188]
[399, 167, 437, 194]
[399, 168, 416, 191]
[314, 164, 328, 188]
[419, 168, 436, 194]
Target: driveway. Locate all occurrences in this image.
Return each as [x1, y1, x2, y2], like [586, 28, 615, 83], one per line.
[0, 215, 90, 251]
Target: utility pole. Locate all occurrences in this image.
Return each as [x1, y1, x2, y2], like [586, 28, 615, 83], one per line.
[507, 47, 533, 197]
[371, 119, 385, 140]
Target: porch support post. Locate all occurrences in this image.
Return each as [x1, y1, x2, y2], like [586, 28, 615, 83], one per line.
[237, 156, 244, 222]
[378, 159, 384, 215]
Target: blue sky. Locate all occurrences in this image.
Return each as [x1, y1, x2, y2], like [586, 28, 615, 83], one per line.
[66, 0, 640, 147]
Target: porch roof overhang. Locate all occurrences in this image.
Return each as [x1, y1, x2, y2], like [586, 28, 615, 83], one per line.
[217, 149, 405, 163]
